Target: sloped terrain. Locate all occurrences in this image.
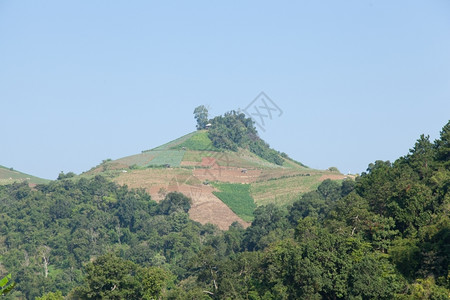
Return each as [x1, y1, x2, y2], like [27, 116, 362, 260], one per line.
[0, 165, 50, 185]
[84, 130, 345, 229]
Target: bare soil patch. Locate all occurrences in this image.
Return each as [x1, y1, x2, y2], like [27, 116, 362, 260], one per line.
[193, 167, 262, 184]
[114, 169, 250, 230]
[319, 174, 346, 181]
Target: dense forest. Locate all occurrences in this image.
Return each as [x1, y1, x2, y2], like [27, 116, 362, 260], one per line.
[195, 106, 286, 165]
[1, 121, 449, 299]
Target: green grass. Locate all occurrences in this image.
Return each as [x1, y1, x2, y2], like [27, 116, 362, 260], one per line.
[146, 150, 186, 167]
[182, 148, 284, 169]
[114, 152, 157, 167]
[212, 182, 256, 222]
[250, 174, 323, 207]
[172, 130, 218, 151]
[146, 132, 197, 151]
[0, 165, 50, 185]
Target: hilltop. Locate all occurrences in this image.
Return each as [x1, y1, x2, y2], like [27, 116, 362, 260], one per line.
[82, 109, 346, 229]
[0, 165, 50, 185]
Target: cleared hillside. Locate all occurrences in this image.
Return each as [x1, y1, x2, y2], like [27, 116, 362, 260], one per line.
[83, 130, 345, 229]
[0, 165, 50, 185]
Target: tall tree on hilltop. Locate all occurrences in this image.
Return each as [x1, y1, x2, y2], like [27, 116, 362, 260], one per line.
[193, 105, 209, 130]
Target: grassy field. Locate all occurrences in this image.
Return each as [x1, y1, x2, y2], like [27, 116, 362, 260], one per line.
[250, 174, 323, 207]
[0, 165, 50, 185]
[114, 152, 157, 167]
[212, 182, 256, 222]
[146, 150, 186, 167]
[146, 132, 196, 151]
[172, 130, 218, 151]
[182, 148, 288, 169]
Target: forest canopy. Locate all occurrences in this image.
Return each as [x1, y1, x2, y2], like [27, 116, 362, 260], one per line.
[0, 120, 449, 299]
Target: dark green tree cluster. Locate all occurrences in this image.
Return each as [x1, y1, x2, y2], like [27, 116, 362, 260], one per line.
[1, 121, 449, 299]
[208, 110, 284, 165]
[183, 121, 450, 299]
[0, 176, 216, 299]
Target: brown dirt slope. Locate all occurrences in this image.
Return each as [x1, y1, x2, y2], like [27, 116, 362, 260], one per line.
[114, 168, 250, 230]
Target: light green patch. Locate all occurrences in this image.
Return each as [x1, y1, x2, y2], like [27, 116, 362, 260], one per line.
[147, 150, 186, 167]
[212, 182, 256, 222]
[146, 132, 197, 151]
[114, 152, 157, 167]
[171, 130, 217, 151]
[250, 174, 323, 207]
[183, 148, 287, 169]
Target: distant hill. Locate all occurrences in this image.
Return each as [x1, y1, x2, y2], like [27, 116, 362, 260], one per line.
[83, 130, 346, 230]
[0, 165, 50, 185]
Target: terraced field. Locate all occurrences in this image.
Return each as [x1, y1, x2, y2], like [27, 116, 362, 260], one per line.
[251, 174, 324, 206]
[146, 150, 186, 167]
[212, 182, 256, 222]
[89, 130, 347, 229]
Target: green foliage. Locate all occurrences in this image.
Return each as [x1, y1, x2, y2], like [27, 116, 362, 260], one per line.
[212, 183, 256, 222]
[395, 277, 449, 300]
[2, 120, 449, 298]
[36, 291, 64, 300]
[327, 166, 340, 172]
[243, 204, 289, 251]
[248, 139, 284, 166]
[435, 120, 450, 168]
[194, 105, 209, 130]
[0, 273, 16, 296]
[0, 176, 216, 298]
[71, 253, 170, 299]
[57, 171, 76, 180]
[208, 110, 284, 165]
[158, 192, 192, 215]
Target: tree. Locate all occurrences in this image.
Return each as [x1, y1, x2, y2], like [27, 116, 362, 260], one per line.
[36, 291, 64, 300]
[435, 120, 450, 168]
[72, 253, 140, 299]
[57, 171, 76, 180]
[0, 273, 16, 296]
[158, 192, 192, 215]
[194, 105, 209, 130]
[138, 266, 171, 300]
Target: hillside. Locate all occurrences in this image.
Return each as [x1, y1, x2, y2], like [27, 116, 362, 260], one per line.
[1, 120, 448, 299]
[0, 165, 50, 185]
[84, 129, 346, 229]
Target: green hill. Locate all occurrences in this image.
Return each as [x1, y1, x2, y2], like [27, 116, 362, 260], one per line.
[0, 165, 50, 185]
[83, 129, 345, 229]
[2, 121, 448, 299]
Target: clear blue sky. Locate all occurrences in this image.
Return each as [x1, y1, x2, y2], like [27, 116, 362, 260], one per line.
[1, 1, 449, 179]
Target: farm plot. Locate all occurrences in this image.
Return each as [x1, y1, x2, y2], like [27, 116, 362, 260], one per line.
[250, 174, 323, 207]
[146, 132, 196, 151]
[114, 152, 157, 167]
[171, 130, 217, 151]
[146, 150, 186, 167]
[212, 182, 256, 222]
